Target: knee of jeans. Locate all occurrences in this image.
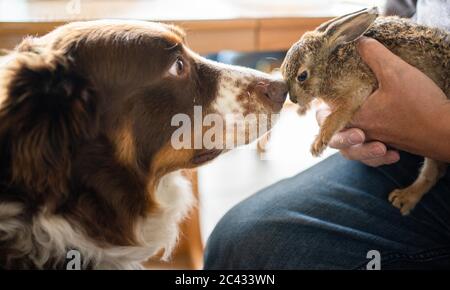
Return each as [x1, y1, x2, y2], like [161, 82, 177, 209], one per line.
[204, 200, 267, 269]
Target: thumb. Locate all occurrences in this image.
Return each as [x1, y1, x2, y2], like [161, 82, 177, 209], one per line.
[357, 37, 402, 81]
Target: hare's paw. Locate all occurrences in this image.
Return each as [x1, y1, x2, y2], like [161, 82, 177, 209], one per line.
[257, 132, 271, 154]
[388, 188, 420, 216]
[311, 137, 327, 157]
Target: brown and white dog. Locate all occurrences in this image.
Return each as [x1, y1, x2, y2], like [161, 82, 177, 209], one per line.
[0, 20, 287, 269]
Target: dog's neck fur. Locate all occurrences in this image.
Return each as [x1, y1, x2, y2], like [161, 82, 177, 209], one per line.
[0, 170, 193, 269]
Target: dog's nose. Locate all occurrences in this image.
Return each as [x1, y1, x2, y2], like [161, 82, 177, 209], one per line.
[257, 80, 288, 104]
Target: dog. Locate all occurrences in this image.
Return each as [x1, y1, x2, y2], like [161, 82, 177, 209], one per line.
[0, 20, 287, 269]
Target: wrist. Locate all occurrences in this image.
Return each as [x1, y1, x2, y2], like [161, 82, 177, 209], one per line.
[430, 101, 450, 161]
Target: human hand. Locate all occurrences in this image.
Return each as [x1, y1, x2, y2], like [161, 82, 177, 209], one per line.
[316, 103, 400, 167]
[316, 37, 449, 165]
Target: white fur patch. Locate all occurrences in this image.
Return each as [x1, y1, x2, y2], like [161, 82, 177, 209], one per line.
[187, 49, 276, 118]
[0, 203, 25, 242]
[136, 170, 194, 261]
[187, 51, 283, 147]
[0, 170, 194, 269]
[213, 62, 269, 117]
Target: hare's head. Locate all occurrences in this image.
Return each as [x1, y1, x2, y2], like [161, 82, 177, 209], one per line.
[281, 7, 378, 108]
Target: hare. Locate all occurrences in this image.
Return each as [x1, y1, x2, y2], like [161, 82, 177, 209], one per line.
[281, 7, 450, 215]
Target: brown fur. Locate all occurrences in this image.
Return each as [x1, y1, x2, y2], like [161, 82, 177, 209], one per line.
[0, 20, 286, 268]
[282, 8, 450, 215]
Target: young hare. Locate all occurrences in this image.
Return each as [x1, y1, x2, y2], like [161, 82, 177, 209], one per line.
[281, 7, 450, 215]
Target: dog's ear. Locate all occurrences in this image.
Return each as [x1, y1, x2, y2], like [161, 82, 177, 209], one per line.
[0, 50, 98, 198]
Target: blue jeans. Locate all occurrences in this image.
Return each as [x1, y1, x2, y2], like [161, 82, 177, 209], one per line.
[204, 152, 450, 269]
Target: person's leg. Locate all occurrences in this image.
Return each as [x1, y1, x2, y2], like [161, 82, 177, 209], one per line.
[204, 152, 450, 269]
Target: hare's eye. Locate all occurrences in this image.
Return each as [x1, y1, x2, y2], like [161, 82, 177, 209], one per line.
[297, 71, 308, 82]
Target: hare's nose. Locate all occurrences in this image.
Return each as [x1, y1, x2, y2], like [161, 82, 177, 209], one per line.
[289, 92, 298, 103]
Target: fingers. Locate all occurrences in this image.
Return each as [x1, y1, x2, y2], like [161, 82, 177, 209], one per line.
[341, 142, 400, 167]
[357, 37, 402, 81]
[332, 133, 400, 167]
[315, 101, 400, 167]
[361, 150, 401, 167]
[329, 128, 365, 149]
[339, 141, 386, 160]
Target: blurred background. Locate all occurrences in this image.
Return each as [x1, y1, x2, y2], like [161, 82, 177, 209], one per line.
[0, 0, 385, 268]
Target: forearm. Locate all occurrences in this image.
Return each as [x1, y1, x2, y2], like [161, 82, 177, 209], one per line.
[427, 102, 450, 162]
[394, 101, 450, 162]
[334, 37, 449, 166]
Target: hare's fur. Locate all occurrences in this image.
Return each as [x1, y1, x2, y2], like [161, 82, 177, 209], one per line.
[282, 10, 449, 215]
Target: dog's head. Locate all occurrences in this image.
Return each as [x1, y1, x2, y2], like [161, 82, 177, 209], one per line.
[0, 20, 287, 253]
[1, 20, 287, 190]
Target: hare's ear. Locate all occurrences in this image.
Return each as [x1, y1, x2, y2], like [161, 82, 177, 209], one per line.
[323, 7, 378, 49]
[316, 8, 376, 32]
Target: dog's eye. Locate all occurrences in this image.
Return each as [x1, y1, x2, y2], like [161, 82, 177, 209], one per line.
[169, 58, 184, 76]
[297, 70, 308, 82]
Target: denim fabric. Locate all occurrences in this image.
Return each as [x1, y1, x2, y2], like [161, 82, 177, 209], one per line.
[204, 152, 450, 269]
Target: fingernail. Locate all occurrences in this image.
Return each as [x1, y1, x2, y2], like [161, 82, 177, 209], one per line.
[372, 146, 385, 157]
[335, 135, 345, 145]
[349, 132, 364, 145]
[359, 36, 369, 42]
[358, 36, 371, 47]
[388, 154, 400, 163]
[357, 37, 367, 49]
